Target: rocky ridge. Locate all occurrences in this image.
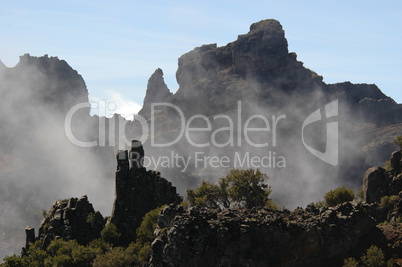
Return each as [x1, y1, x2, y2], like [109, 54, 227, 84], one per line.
[148, 150, 402, 266]
[20, 141, 181, 251]
[150, 202, 376, 267]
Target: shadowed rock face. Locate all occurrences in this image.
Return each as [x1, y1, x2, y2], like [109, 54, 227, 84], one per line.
[34, 195, 105, 249]
[0, 54, 89, 116]
[111, 140, 182, 245]
[21, 141, 182, 250]
[363, 151, 402, 203]
[136, 19, 402, 204]
[149, 202, 376, 267]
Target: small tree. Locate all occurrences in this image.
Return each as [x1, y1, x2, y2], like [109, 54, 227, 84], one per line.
[187, 169, 276, 209]
[101, 223, 121, 246]
[187, 180, 229, 209]
[324, 186, 355, 207]
[223, 169, 271, 209]
[360, 245, 385, 267]
[393, 135, 402, 151]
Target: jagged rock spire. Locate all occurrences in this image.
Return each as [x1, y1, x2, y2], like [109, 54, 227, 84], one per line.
[111, 140, 181, 245]
[138, 68, 172, 117]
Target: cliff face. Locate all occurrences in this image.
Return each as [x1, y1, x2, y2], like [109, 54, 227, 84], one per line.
[136, 19, 402, 207]
[142, 19, 402, 122]
[110, 141, 182, 245]
[160, 19, 324, 116]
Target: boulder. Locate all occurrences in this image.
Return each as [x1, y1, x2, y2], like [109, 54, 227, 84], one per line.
[363, 167, 390, 203]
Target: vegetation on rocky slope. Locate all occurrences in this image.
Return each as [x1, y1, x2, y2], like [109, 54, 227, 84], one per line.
[2, 206, 164, 267]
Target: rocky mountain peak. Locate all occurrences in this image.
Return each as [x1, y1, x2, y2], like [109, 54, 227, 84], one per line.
[238, 19, 288, 57]
[139, 68, 172, 116]
[1, 53, 89, 115]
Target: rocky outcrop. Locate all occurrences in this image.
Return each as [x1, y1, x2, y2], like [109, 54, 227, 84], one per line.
[135, 19, 402, 205]
[0, 54, 89, 115]
[149, 202, 376, 267]
[22, 195, 105, 253]
[0, 54, 117, 259]
[363, 151, 402, 203]
[169, 19, 324, 116]
[110, 140, 182, 245]
[139, 68, 172, 117]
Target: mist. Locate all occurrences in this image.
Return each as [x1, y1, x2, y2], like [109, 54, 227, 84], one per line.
[0, 54, 115, 259]
[0, 19, 399, 262]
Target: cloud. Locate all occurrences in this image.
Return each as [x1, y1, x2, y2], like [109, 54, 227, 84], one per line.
[89, 91, 142, 118]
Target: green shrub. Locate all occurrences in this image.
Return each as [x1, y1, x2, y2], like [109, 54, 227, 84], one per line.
[2, 206, 164, 267]
[130, 205, 165, 265]
[223, 169, 272, 209]
[44, 254, 73, 266]
[88, 238, 112, 254]
[24, 240, 47, 266]
[2, 254, 28, 267]
[343, 257, 359, 267]
[136, 206, 164, 245]
[343, 246, 392, 267]
[71, 245, 97, 265]
[383, 160, 391, 171]
[393, 135, 402, 151]
[92, 247, 135, 267]
[379, 195, 399, 210]
[187, 180, 229, 209]
[360, 245, 385, 267]
[324, 186, 355, 207]
[101, 223, 121, 246]
[187, 169, 276, 209]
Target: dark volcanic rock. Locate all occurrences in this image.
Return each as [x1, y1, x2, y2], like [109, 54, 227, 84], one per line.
[110, 140, 182, 245]
[0, 54, 89, 115]
[137, 19, 402, 203]
[30, 195, 105, 249]
[363, 167, 390, 203]
[149, 202, 376, 267]
[363, 151, 402, 203]
[139, 68, 173, 117]
[169, 19, 325, 116]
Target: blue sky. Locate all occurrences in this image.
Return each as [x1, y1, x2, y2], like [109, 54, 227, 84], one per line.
[1, 1, 401, 116]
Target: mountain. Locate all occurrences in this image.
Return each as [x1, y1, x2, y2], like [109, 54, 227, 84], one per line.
[136, 19, 402, 208]
[1, 18, 402, 262]
[0, 54, 116, 259]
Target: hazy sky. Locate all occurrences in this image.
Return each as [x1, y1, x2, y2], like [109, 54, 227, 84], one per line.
[1, 0, 401, 116]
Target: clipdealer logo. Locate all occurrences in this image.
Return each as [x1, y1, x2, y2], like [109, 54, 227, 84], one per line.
[64, 99, 339, 168]
[301, 100, 338, 166]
